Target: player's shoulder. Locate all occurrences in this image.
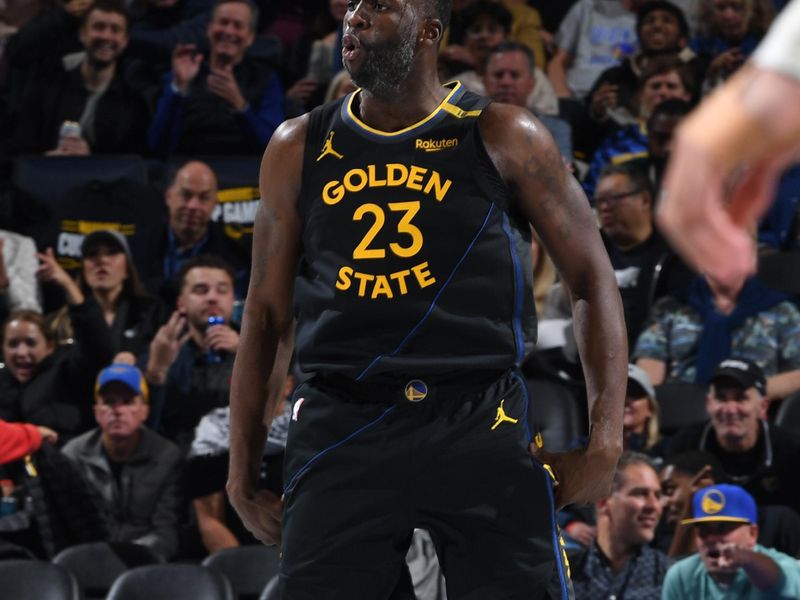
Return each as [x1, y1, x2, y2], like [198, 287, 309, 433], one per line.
[268, 114, 311, 150]
[478, 102, 552, 147]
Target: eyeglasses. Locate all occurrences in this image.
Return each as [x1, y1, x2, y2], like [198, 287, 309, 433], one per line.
[593, 189, 643, 206]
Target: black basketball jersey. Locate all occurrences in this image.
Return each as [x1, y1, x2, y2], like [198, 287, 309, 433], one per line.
[294, 82, 536, 381]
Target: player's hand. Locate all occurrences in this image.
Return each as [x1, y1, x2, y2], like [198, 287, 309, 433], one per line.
[207, 64, 247, 111]
[205, 323, 240, 354]
[227, 483, 283, 546]
[658, 134, 763, 287]
[172, 43, 203, 91]
[530, 444, 620, 509]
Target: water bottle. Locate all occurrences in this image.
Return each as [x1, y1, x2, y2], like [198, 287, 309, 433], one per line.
[207, 315, 224, 364]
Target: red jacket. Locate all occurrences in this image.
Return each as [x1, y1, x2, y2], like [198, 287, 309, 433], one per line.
[0, 420, 42, 464]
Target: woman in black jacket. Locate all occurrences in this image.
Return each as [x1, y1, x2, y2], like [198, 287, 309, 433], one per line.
[50, 230, 166, 357]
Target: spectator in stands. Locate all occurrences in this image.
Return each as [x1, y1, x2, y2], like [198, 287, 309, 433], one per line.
[62, 363, 182, 559]
[50, 230, 165, 357]
[142, 255, 239, 450]
[660, 450, 800, 557]
[634, 268, 800, 400]
[692, 0, 774, 90]
[642, 97, 693, 192]
[547, 0, 639, 101]
[126, 0, 213, 65]
[570, 452, 671, 599]
[588, 1, 695, 131]
[583, 56, 695, 197]
[323, 69, 356, 103]
[0, 420, 57, 463]
[147, 0, 284, 156]
[595, 163, 669, 348]
[662, 483, 800, 599]
[483, 42, 573, 165]
[188, 367, 293, 553]
[667, 359, 800, 513]
[11, 0, 149, 156]
[624, 364, 664, 454]
[0, 230, 41, 327]
[0, 249, 115, 443]
[439, 0, 547, 77]
[453, 1, 558, 117]
[137, 161, 250, 303]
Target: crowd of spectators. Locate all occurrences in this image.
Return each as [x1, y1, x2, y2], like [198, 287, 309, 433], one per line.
[1, 0, 799, 597]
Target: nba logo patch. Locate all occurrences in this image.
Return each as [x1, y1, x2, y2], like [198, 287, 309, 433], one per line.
[404, 380, 428, 402]
[292, 397, 305, 421]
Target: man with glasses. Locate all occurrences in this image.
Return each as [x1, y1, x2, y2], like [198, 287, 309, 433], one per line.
[596, 162, 669, 350]
[662, 483, 800, 599]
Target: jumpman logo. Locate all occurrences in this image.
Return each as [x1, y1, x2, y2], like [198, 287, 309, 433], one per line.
[491, 399, 519, 430]
[316, 131, 344, 161]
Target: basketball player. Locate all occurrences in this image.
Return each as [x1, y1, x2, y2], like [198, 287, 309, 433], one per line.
[658, 0, 800, 288]
[227, 0, 627, 597]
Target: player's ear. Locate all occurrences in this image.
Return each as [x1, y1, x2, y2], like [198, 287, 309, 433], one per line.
[421, 18, 443, 45]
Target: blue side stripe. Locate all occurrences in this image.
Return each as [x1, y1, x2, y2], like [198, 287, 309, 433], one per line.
[283, 405, 397, 494]
[501, 214, 525, 364]
[512, 371, 569, 599]
[356, 203, 497, 381]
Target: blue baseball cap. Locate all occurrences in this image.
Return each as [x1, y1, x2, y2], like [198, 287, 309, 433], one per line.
[95, 364, 149, 403]
[682, 484, 757, 525]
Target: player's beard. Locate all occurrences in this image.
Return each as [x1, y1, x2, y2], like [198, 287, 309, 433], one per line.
[346, 26, 416, 98]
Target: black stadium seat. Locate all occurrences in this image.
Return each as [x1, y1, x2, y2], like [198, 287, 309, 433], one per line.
[105, 564, 234, 600]
[656, 382, 709, 436]
[774, 391, 800, 438]
[0, 559, 80, 600]
[202, 545, 281, 600]
[259, 576, 280, 600]
[52, 541, 163, 600]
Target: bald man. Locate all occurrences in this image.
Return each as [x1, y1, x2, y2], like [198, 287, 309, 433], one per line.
[137, 160, 251, 304]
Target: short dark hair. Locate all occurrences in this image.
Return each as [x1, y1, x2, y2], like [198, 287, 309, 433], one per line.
[599, 161, 654, 200]
[487, 41, 535, 74]
[212, 0, 259, 31]
[636, 1, 690, 42]
[81, 0, 130, 29]
[461, 0, 512, 34]
[664, 451, 726, 483]
[422, 0, 453, 31]
[638, 54, 696, 97]
[611, 452, 657, 493]
[175, 254, 236, 294]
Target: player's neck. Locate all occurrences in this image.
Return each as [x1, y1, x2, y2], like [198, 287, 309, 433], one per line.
[357, 75, 449, 132]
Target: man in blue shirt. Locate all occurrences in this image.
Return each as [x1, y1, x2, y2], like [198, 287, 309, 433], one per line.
[662, 483, 800, 599]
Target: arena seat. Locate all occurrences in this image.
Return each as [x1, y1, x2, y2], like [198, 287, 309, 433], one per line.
[258, 576, 280, 600]
[758, 251, 800, 296]
[656, 382, 709, 436]
[202, 544, 281, 600]
[52, 541, 163, 600]
[774, 391, 800, 438]
[105, 564, 234, 600]
[647, 251, 697, 310]
[0, 559, 80, 600]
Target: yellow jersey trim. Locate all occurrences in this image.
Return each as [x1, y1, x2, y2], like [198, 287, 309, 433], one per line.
[345, 82, 464, 138]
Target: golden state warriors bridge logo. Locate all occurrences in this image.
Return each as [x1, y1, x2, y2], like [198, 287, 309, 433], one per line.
[701, 489, 726, 515]
[404, 380, 428, 402]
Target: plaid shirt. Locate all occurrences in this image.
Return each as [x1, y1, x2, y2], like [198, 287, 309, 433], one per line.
[570, 541, 671, 600]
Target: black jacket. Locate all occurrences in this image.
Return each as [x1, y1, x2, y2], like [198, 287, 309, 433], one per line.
[11, 57, 149, 156]
[0, 298, 116, 444]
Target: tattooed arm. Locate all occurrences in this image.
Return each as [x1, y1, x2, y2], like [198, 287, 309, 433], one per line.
[480, 104, 626, 507]
[226, 115, 306, 545]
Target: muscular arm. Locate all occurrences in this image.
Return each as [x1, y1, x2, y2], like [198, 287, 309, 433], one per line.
[480, 104, 626, 503]
[226, 116, 305, 543]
